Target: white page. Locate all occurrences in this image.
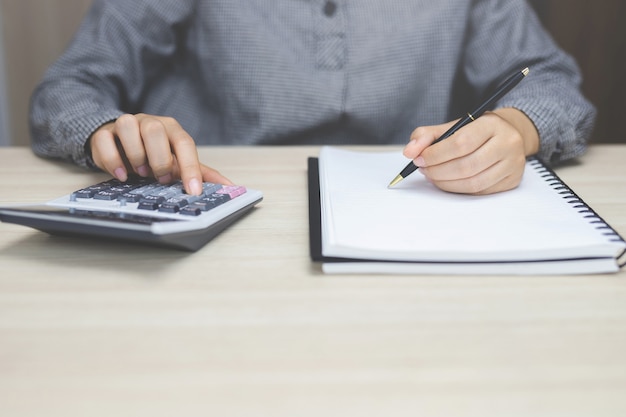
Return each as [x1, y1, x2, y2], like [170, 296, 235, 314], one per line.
[319, 147, 624, 262]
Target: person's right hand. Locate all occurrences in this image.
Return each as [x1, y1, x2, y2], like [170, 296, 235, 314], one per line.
[88, 113, 232, 195]
[402, 108, 539, 195]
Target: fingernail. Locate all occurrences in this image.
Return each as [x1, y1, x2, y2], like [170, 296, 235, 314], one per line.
[415, 156, 425, 167]
[114, 167, 127, 181]
[136, 165, 149, 177]
[157, 174, 172, 184]
[188, 178, 202, 195]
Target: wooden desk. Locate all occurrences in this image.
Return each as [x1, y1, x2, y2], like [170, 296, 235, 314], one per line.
[1, 145, 625, 417]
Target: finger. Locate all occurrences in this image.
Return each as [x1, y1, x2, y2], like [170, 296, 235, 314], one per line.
[200, 163, 233, 186]
[421, 127, 524, 185]
[477, 172, 524, 195]
[431, 160, 524, 195]
[138, 117, 175, 184]
[418, 117, 494, 168]
[89, 125, 128, 181]
[403, 120, 458, 160]
[115, 114, 150, 177]
[169, 159, 233, 190]
[425, 139, 526, 194]
[160, 118, 205, 195]
[420, 133, 498, 182]
[419, 112, 527, 195]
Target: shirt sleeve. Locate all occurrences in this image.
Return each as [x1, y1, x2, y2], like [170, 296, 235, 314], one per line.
[460, 0, 596, 165]
[29, 0, 196, 168]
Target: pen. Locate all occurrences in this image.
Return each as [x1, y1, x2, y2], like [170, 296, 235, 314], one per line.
[388, 67, 530, 188]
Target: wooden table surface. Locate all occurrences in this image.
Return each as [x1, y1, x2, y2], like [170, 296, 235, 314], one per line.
[1, 145, 625, 417]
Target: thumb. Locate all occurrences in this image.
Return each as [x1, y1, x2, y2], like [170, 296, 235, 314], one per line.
[200, 164, 234, 186]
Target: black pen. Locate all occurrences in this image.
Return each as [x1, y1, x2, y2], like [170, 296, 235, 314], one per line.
[388, 67, 530, 188]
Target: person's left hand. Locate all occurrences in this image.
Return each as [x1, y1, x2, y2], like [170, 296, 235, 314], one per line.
[402, 108, 540, 195]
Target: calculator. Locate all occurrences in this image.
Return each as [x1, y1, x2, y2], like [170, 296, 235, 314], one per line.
[0, 176, 263, 251]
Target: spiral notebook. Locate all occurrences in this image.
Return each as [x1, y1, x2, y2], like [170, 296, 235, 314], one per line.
[308, 147, 626, 275]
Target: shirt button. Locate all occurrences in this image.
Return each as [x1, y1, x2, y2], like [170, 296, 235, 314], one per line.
[323, 1, 337, 17]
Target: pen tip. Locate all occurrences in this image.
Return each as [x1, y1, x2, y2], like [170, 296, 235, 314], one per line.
[388, 175, 404, 188]
[522, 67, 530, 76]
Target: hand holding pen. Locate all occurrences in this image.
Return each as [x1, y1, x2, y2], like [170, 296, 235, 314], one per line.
[389, 67, 538, 195]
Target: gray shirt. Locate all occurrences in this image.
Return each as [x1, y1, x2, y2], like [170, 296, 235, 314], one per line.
[30, 0, 595, 169]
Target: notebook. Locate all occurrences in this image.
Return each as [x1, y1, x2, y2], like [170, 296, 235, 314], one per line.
[308, 147, 626, 275]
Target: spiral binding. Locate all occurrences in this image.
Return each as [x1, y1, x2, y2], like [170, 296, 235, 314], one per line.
[528, 157, 626, 268]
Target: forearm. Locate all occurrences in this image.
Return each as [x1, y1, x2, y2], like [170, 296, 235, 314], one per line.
[30, 78, 123, 168]
[464, 0, 596, 165]
[29, 0, 194, 168]
[30, 94, 121, 169]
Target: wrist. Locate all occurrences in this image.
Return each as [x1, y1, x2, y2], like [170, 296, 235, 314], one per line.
[493, 108, 540, 156]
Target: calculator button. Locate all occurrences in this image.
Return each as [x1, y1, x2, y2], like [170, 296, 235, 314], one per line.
[94, 190, 121, 200]
[191, 194, 230, 211]
[179, 206, 203, 216]
[138, 201, 160, 210]
[118, 183, 163, 202]
[140, 195, 166, 205]
[158, 202, 183, 213]
[202, 183, 223, 195]
[217, 186, 247, 199]
[118, 192, 142, 203]
[74, 188, 97, 199]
